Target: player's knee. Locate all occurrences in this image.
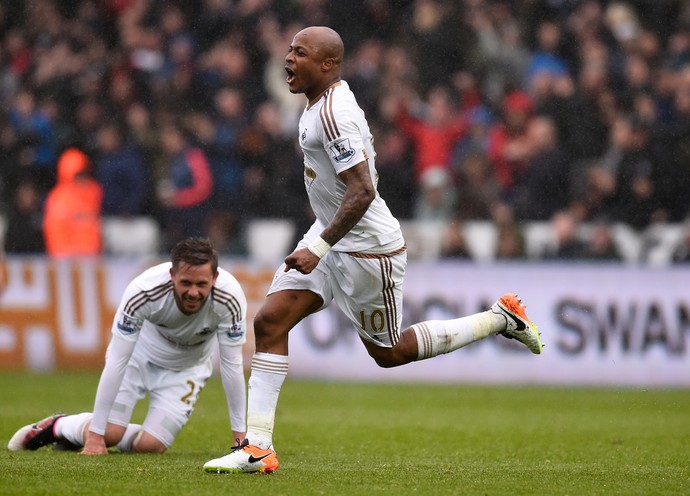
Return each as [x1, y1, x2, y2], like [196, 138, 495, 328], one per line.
[366, 347, 405, 368]
[132, 431, 167, 454]
[253, 311, 271, 337]
[253, 311, 289, 349]
[253, 312, 273, 345]
[371, 355, 398, 368]
[137, 443, 167, 454]
[369, 342, 417, 368]
[253, 291, 322, 347]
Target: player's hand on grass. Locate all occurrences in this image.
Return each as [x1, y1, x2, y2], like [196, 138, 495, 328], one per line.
[81, 432, 108, 455]
[284, 248, 319, 274]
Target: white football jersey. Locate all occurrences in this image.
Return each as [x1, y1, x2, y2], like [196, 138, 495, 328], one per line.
[298, 80, 404, 253]
[112, 262, 247, 370]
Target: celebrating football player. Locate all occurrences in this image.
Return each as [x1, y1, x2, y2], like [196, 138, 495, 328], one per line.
[203, 26, 542, 475]
[8, 237, 247, 455]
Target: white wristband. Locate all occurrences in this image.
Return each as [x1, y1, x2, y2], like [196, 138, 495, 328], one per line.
[307, 236, 331, 258]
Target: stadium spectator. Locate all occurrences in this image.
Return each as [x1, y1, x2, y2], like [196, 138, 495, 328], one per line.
[571, 113, 629, 222]
[0, 29, 32, 100]
[204, 210, 246, 256]
[581, 221, 623, 262]
[203, 25, 542, 476]
[451, 69, 484, 117]
[452, 104, 494, 173]
[0, 0, 689, 263]
[511, 115, 571, 221]
[197, 25, 264, 109]
[608, 117, 662, 229]
[557, 38, 611, 162]
[542, 210, 588, 260]
[155, 122, 214, 250]
[124, 102, 160, 178]
[439, 220, 472, 260]
[524, 19, 570, 97]
[487, 90, 533, 197]
[495, 221, 527, 260]
[234, 100, 303, 220]
[341, 37, 384, 119]
[259, 18, 307, 135]
[373, 127, 415, 219]
[404, 0, 468, 93]
[523, 17, 577, 124]
[454, 151, 502, 221]
[577, 113, 662, 229]
[72, 98, 107, 156]
[94, 121, 150, 217]
[413, 166, 457, 221]
[185, 110, 234, 215]
[655, 65, 690, 222]
[7, 89, 57, 189]
[7, 237, 248, 455]
[207, 86, 249, 213]
[621, 52, 652, 100]
[0, 114, 44, 203]
[394, 84, 467, 183]
[3, 178, 45, 253]
[43, 147, 103, 258]
[466, 0, 530, 105]
[377, 44, 421, 110]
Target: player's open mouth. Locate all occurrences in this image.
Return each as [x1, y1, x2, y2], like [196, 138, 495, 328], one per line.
[285, 66, 295, 84]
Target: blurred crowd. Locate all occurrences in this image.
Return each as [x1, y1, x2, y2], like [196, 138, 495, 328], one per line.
[1, 0, 690, 263]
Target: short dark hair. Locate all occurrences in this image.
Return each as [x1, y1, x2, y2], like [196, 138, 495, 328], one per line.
[170, 237, 218, 274]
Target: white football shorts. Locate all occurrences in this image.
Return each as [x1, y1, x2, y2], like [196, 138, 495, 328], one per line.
[107, 347, 213, 448]
[269, 245, 407, 348]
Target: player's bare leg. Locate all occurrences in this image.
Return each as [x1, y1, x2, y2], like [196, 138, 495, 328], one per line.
[81, 422, 165, 454]
[360, 330, 419, 367]
[72, 418, 165, 453]
[254, 289, 324, 354]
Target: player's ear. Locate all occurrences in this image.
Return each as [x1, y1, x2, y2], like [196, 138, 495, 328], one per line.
[213, 271, 219, 284]
[169, 267, 175, 280]
[322, 57, 335, 72]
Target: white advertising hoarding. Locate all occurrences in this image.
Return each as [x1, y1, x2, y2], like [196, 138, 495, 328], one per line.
[0, 258, 688, 386]
[286, 262, 690, 386]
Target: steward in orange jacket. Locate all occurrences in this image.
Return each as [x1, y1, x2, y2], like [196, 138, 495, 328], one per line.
[43, 148, 103, 257]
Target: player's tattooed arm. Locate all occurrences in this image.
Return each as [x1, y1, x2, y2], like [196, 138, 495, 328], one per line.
[321, 161, 375, 246]
[284, 160, 374, 274]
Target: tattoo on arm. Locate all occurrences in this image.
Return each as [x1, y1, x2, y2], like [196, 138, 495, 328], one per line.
[321, 161, 375, 246]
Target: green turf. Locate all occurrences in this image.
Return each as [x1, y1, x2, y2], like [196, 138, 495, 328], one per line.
[0, 371, 688, 495]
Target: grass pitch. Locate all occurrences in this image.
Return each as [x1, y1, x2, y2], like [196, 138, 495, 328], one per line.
[0, 371, 688, 496]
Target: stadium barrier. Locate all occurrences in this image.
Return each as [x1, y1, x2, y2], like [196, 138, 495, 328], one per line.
[0, 257, 688, 387]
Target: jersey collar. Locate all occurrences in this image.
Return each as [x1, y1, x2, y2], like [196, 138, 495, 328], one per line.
[307, 80, 343, 109]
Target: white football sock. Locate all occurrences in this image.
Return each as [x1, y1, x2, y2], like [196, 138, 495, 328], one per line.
[115, 424, 143, 452]
[54, 412, 92, 446]
[246, 352, 288, 450]
[412, 311, 505, 360]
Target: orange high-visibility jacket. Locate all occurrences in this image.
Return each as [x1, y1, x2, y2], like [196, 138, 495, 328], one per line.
[43, 148, 104, 257]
